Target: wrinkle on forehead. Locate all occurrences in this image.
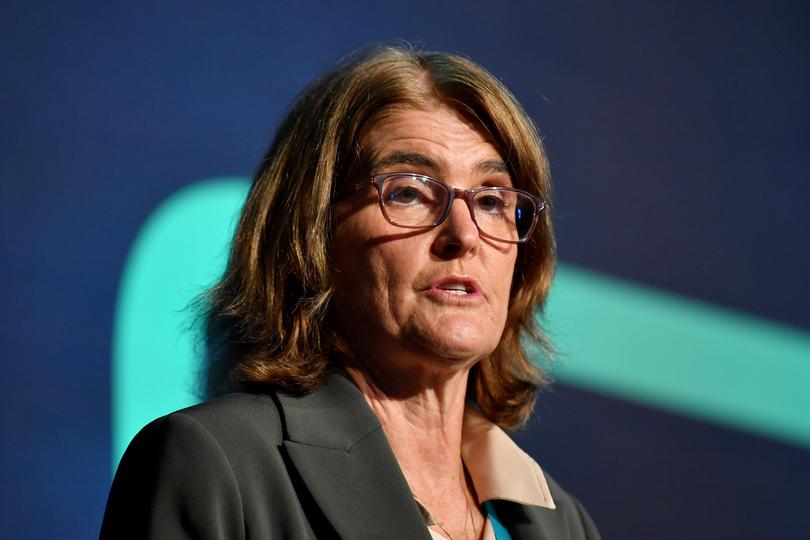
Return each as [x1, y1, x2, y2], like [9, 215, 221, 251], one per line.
[358, 103, 506, 169]
[369, 151, 508, 177]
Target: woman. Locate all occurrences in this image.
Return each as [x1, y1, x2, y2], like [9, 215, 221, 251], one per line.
[101, 46, 600, 540]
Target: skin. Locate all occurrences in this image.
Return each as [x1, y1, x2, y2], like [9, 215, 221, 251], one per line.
[331, 104, 518, 539]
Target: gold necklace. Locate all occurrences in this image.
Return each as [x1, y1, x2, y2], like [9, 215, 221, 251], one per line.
[434, 518, 456, 540]
[425, 467, 481, 540]
[463, 468, 481, 540]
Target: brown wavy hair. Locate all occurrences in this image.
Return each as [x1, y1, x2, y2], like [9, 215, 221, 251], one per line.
[201, 45, 556, 429]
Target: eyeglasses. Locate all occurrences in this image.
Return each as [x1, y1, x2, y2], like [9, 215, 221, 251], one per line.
[354, 173, 545, 244]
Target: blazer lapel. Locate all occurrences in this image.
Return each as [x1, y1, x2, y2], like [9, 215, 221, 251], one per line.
[490, 501, 548, 540]
[276, 370, 431, 540]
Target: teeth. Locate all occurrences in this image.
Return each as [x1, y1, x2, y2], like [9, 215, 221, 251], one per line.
[440, 283, 471, 294]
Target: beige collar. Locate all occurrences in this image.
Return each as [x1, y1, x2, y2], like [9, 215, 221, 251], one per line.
[460, 407, 556, 509]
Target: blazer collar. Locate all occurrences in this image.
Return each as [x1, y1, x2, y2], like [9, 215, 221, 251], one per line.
[275, 369, 432, 540]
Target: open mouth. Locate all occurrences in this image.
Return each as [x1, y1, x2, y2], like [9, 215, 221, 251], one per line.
[437, 283, 474, 295]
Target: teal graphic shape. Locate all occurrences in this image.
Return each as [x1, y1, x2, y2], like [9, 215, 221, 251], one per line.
[112, 178, 250, 467]
[543, 266, 810, 448]
[112, 178, 810, 468]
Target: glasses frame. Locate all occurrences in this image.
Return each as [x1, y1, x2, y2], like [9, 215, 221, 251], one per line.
[354, 172, 546, 244]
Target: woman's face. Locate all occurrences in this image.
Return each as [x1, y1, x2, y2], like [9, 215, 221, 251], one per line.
[331, 105, 518, 373]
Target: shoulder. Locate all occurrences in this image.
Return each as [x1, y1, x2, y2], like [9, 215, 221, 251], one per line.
[493, 473, 601, 540]
[102, 392, 289, 538]
[127, 391, 285, 470]
[539, 474, 602, 540]
[111, 391, 287, 490]
[547, 474, 599, 525]
[170, 391, 284, 445]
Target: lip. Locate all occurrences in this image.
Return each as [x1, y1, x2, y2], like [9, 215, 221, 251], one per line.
[423, 275, 484, 301]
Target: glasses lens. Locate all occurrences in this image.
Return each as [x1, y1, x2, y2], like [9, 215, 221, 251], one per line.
[472, 189, 537, 242]
[379, 175, 448, 227]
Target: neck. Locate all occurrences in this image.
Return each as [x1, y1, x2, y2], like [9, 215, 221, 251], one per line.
[342, 353, 470, 476]
[341, 354, 484, 539]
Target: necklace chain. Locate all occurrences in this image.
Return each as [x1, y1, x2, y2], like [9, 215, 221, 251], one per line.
[425, 465, 481, 540]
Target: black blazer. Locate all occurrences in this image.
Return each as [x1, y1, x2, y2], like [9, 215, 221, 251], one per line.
[101, 370, 600, 539]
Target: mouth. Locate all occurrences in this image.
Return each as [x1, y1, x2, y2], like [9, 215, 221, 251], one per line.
[426, 276, 482, 298]
[437, 283, 475, 295]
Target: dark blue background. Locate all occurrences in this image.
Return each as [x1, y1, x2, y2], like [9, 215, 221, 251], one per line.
[2, 1, 808, 538]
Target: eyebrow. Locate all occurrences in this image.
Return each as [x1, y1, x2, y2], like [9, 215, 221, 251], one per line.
[476, 159, 509, 174]
[370, 151, 509, 176]
[370, 151, 441, 172]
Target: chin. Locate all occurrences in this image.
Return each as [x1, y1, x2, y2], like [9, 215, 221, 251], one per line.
[412, 322, 499, 363]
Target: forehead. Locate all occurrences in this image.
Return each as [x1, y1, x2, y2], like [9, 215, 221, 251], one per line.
[361, 105, 507, 175]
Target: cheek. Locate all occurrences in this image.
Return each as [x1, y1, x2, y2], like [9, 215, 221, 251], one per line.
[332, 207, 378, 278]
[331, 218, 413, 324]
[490, 249, 518, 311]
[369, 243, 429, 325]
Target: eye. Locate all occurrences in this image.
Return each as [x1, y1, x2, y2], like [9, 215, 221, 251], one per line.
[476, 193, 509, 213]
[383, 176, 442, 207]
[386, 185, 426, 205]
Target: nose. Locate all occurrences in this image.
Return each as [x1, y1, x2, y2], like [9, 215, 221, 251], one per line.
[431, 196, 480, 259]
